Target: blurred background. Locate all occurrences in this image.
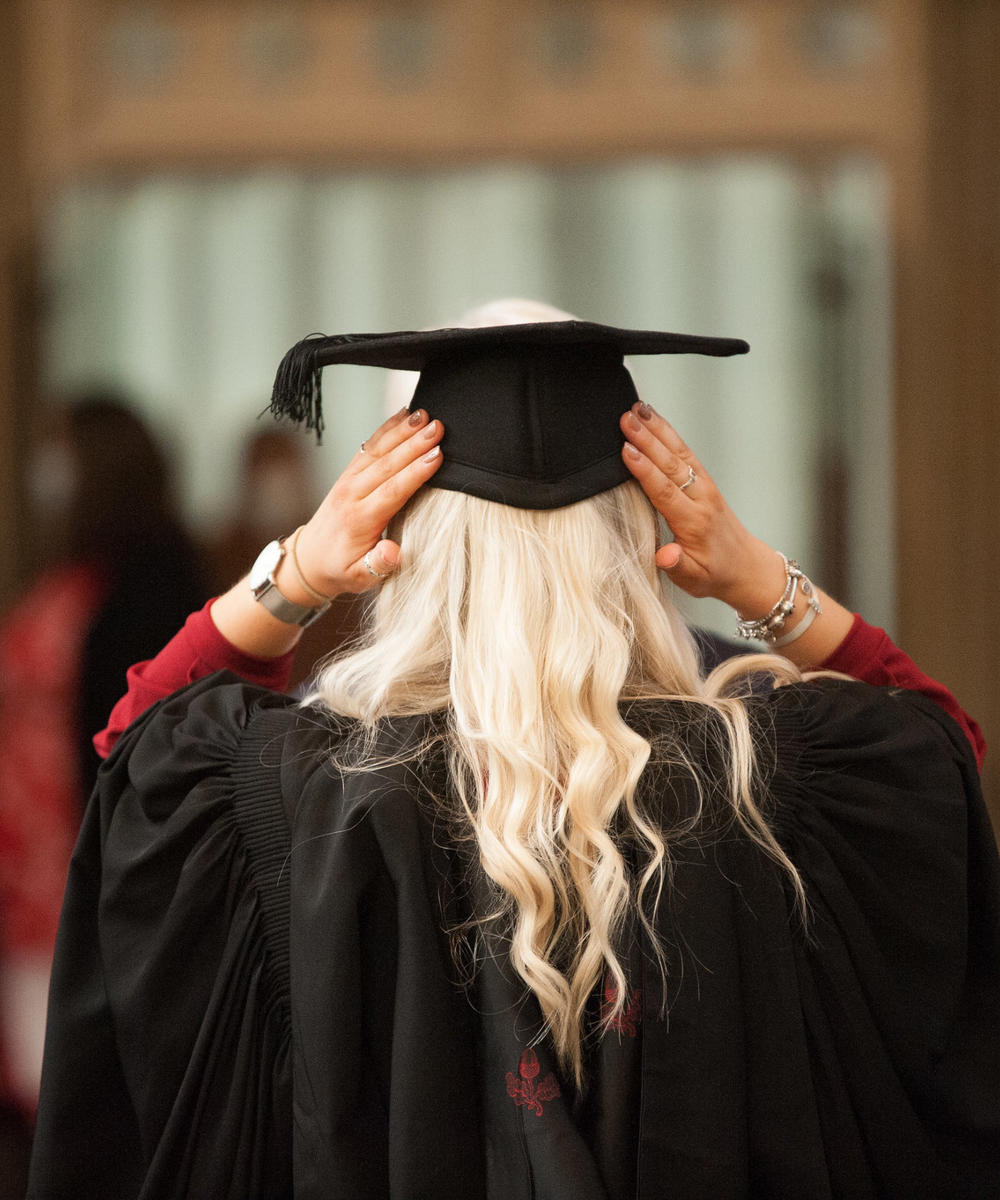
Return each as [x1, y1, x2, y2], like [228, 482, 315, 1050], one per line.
[0, 0, 997, 1180]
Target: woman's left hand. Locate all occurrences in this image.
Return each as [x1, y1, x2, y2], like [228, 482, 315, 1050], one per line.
[210, 407, 443, 659]
[294, 406, 445, 597]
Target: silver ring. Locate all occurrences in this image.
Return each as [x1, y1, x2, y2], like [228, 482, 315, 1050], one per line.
[364, 550, 391, 579]
[679, 465, 697, 492]
[359, 441, 368, 454]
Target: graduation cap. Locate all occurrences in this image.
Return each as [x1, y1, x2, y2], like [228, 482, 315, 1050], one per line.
[270, 320, 748, 509]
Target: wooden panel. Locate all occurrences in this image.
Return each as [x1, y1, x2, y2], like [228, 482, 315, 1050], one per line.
[0, 3, 37, 609]
[894, 1, 1000, 818]
[21, 0, 914, 177]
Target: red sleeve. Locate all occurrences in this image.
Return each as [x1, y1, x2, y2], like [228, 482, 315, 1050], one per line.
[820, 613, 986, 769]
[93, 601, 296, 759]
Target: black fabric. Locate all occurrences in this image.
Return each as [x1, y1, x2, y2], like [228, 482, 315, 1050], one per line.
[268, 321, 749, 508]
[690, 626, 750, 674]
[29, 676, 1000, 1199]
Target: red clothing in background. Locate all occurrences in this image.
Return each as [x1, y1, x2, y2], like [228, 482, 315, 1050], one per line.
[0, 565, 105, 958]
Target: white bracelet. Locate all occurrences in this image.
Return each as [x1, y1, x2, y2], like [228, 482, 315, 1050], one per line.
[771, 594, 821, 647]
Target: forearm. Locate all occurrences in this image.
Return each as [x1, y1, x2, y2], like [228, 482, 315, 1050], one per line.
[209, 548, 317, 660]
[713, 543, 984, 764]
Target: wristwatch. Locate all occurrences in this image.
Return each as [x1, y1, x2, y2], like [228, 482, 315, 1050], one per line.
[249, 538, 331, 628]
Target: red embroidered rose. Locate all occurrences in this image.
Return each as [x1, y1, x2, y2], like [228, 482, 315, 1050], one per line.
[505, 1047, 561, 1116]
[518, 1047, 540, 1080]
[601, 971, 642, 1039]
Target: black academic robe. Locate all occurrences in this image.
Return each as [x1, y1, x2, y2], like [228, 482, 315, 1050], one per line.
[28, 675, 1000, 1199]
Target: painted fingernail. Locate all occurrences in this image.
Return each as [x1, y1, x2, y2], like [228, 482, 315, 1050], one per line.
[422, 445, 441, 462]
[623, 443, 641, 459]
[408, 409, 424, 427]
[626, 411, 641, 432]
[637, 402, 653, 420]
[422, 419, 439, 438]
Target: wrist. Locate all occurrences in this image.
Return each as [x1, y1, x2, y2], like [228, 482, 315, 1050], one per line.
[210, 583, 303, 659]
[734, 551, 821, 645]
[270, 561, 316, 609]
[247, 536, 332, 629]
[273, 540, 329, 609]
[716, 540, 787, 614]
[293, 524, 348, 600]
[721, 549, 853, 665]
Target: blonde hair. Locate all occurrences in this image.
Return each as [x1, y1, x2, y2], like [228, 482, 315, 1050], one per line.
[311, 481, 806, 1085]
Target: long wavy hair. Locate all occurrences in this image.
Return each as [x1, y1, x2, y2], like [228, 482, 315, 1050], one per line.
[310, 479, 808, 1085]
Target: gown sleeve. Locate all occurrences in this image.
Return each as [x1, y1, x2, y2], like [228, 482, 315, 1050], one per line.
[28, 675, 299, 1200]
[763, 679, 1000, 1196]
[93, 602, 297, 759]
[819, 613, 986, 767]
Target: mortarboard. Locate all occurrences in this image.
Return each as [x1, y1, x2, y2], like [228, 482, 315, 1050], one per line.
[269, 321, 748, 509]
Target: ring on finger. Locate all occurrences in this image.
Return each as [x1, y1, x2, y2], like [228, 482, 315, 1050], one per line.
[360, 441, 368, 454]
[364, 550, 391, 579]
[679, 465, 697, 492]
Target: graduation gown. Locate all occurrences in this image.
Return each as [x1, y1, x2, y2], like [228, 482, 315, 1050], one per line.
[28, 675, 1000, 1199]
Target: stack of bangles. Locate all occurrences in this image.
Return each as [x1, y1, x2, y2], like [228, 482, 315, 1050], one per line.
[735, 552, 822, 648]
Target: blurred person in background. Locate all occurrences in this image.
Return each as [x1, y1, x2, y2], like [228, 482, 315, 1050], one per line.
[0, 394, 204, 1124]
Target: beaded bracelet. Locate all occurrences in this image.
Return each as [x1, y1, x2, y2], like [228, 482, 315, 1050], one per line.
[735, 553, 821, 644]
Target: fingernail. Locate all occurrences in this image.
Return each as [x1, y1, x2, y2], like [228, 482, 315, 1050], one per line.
[623, 443, 641, 460]
[626, 411, 641, 432]
[422, 445, 441, 462]
[408, 409, 424, 427]
[637, 402, 653, 420]
[422, 419, 439, 438]
[395, 406, 410, 418]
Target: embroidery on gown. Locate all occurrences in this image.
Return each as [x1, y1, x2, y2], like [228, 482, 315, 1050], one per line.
[505, 1047, 561, 1116]
[600, 972, 642, 1039]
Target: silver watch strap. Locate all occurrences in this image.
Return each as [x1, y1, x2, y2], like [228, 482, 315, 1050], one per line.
[255, 584, 330, 628]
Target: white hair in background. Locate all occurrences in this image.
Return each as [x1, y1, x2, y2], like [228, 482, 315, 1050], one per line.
[382, 297, 577, 416]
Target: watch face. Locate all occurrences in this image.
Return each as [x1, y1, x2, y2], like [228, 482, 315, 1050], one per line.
[249, 539, 284, 590]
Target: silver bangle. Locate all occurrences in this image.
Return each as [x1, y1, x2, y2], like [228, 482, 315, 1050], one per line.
[735, 553, 821, 644]
[735, 553, 798, 641]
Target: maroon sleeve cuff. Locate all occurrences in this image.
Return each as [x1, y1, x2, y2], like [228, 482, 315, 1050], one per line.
[819, 613, 888, 679]
[821, 613, 985, 768]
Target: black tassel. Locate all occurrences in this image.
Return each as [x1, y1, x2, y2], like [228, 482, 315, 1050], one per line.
[268, 333, 329, 442]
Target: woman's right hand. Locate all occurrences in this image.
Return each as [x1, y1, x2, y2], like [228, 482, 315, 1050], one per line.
[619, 400, 854, 663]
[619, 401, 785, 615]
